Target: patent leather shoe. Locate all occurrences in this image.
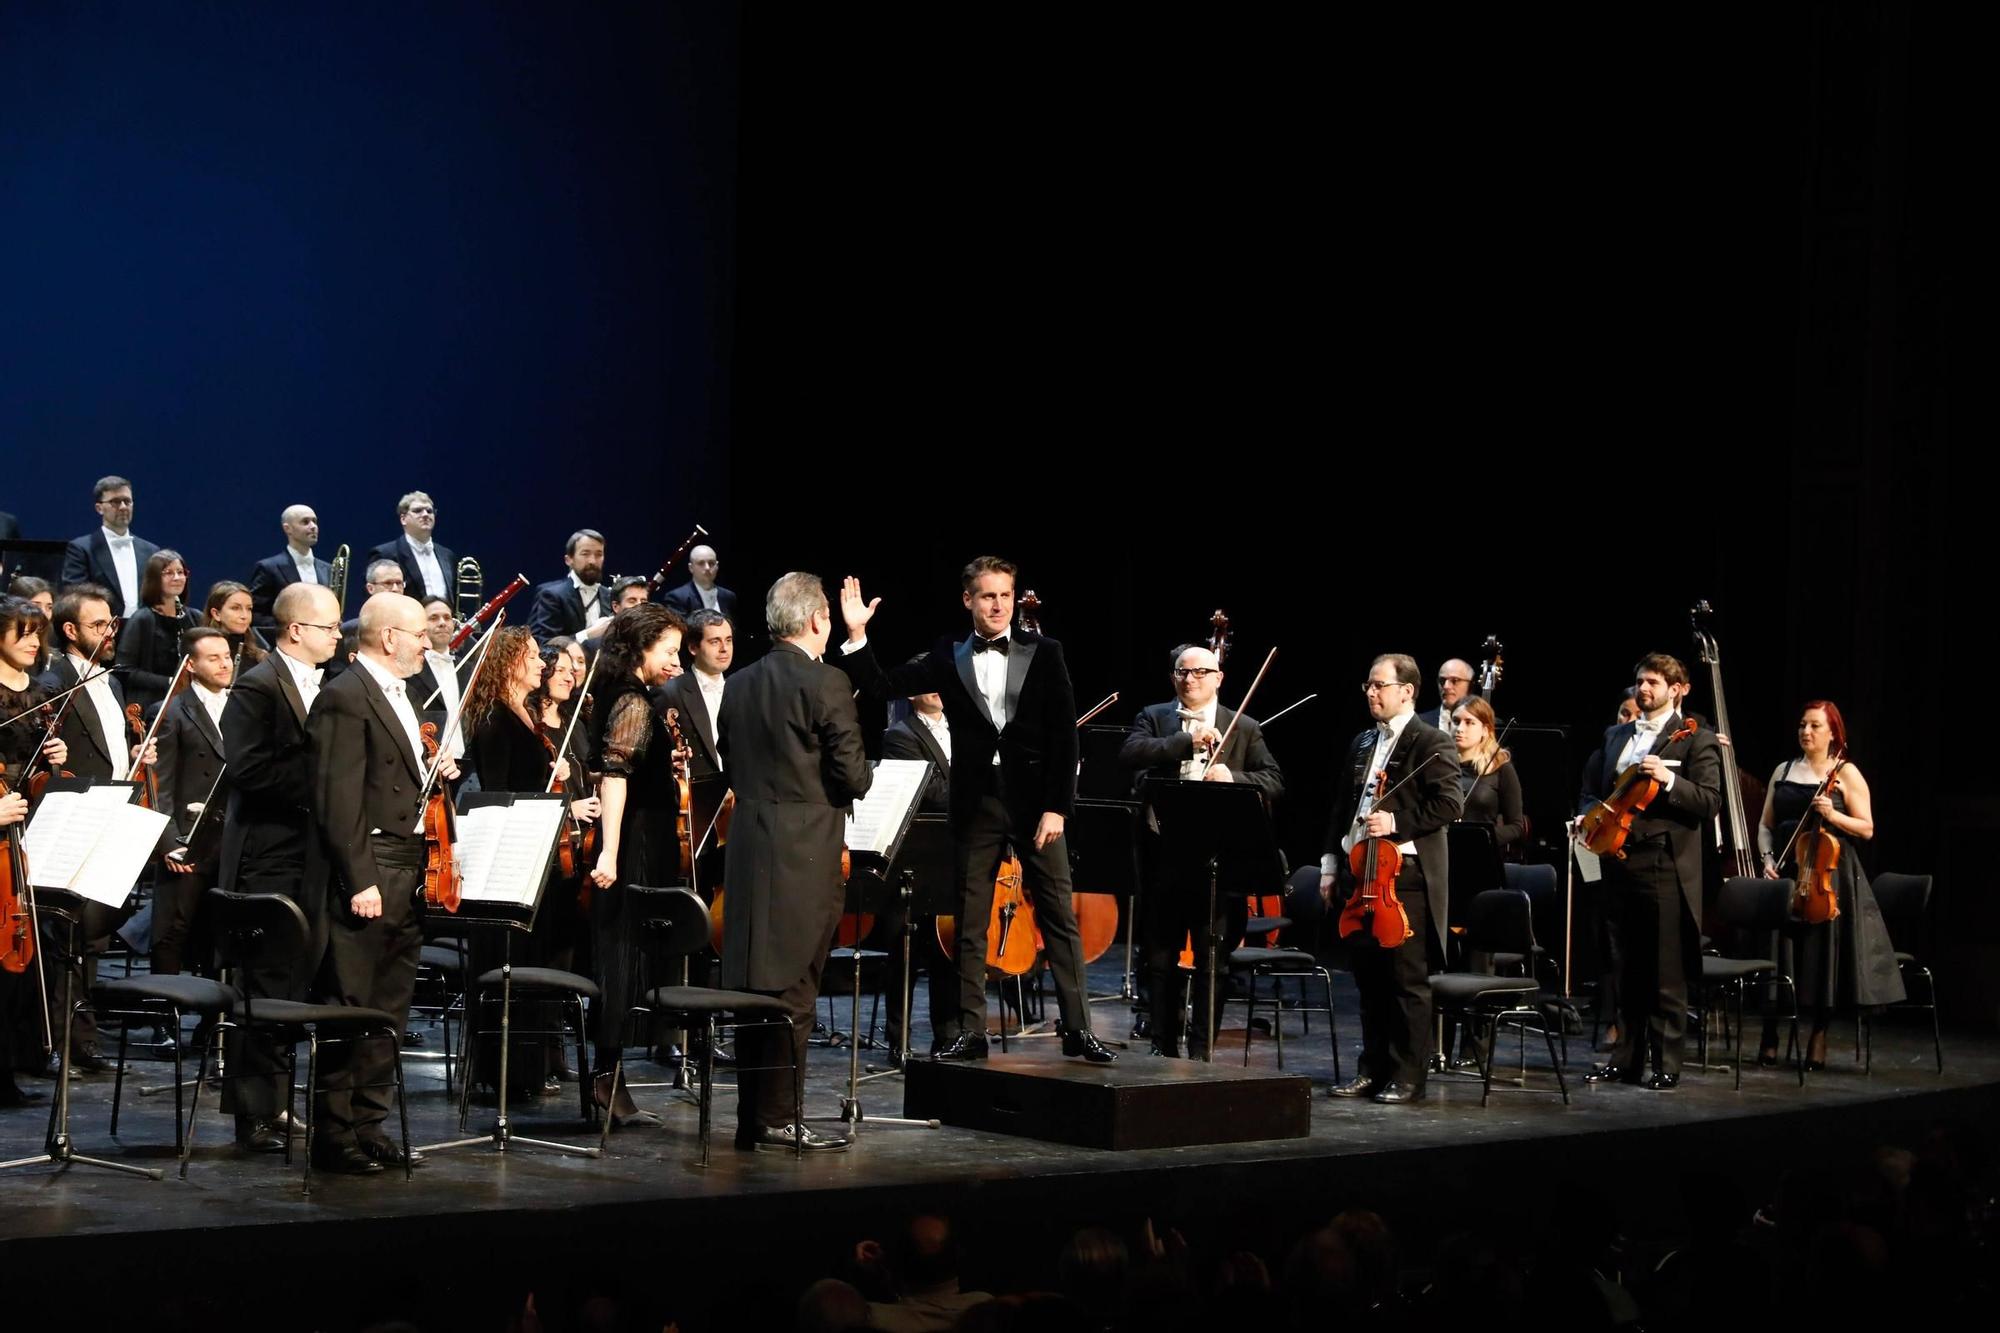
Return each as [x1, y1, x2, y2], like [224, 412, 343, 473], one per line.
[234, 1117, 287, 1153]
[358, 1135, 426, 1168]
[314, 1143, 385, 1175]
[752, 1122, 849, 1153]
[1327, 1074, 1380, 1099]
[1584, 1063, 1641, 1085]
[932, 1032, 989, 1062]
[1059, 1025, 1117, 1064]
[1373, 1081, 1424, 1104]
[1646, 1071, 1681, 1091]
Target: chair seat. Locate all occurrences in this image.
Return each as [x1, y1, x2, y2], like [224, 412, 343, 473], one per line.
[419, 945, 467, 972]
[1430, 972, 1540, 1003]
[235, 999, 402, 1028]
[1700, 957, 1776, 982]
[646, 985, 791, 1017]
[475, 966, 600, 999]
[95, 975, 239, 1011]
[1230, 947, 1318, 972]
[1245, 915, 1291, 936]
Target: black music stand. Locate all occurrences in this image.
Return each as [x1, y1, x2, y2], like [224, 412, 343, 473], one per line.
[1139, 780, 1279, 1064]
[1067, 798, 1142, 1007]
[862, 812, 956, 1081]
[0, 779, 163, 1180]
[420, 792, 597, 1160]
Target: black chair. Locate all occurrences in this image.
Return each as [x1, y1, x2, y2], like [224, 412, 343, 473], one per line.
[1427, 889, 1569, 1106]
[1498, 862, 1562, 991]
[1223, 946, 1341, 1079]
[1696, 877, 1801, 1090]
[623, 886, 800, 1165]
[1862, 872, 1943, 1075]
[201, 889, 414, 1194]
[91, 971, 239, 1177]
[456, 965, 598, 1131]
[412, 928, 469, 1091]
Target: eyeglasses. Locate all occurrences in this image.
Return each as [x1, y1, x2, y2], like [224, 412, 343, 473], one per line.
[405, 506, 434, 515]
[386, 626, 427, 639]
[1361, 680, 1407, 694]
[1172, 668, 1219, 680]
[1438, 676, 1470, 687]
[297, 621, 340, 635]
[99, 497, 134, 507]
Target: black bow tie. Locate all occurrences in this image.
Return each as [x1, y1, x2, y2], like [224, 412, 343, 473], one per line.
[974, 636, 1009, 655]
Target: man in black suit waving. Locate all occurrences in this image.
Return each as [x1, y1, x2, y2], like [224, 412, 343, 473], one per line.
[717, 573, 871, 1152]
[1318, 653, 1463, 1104]
[309, 590, 457, 1172]
[834, 557, 1115, 1064]
[60, 476, 159, 619]
[246, 504, 332, 637]
[1118, 643, 1285, 1059]
[1576, 652, 1722, 1091]
[365, 490, 456, 604]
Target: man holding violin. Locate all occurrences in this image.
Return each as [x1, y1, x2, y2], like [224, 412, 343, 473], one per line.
[1576, 653, 1721, 1091]
[1319, 654, 1461, 1104]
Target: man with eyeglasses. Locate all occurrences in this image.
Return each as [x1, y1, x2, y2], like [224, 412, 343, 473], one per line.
[1118, 644, 1285, 1059]
[60, 474, 159, 618]
[661, 544, 737, 620]
[367, 490, 457, 603]
[1419, 659, 1476, 732]
[217, 582, 344, 1152]
[1318, 654, 1462, 1104]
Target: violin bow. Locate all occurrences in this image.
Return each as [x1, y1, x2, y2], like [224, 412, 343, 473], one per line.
[418, 611, 504, 801]
[1772, 744, 1847, 869]
[1203, 645, 1276, 770]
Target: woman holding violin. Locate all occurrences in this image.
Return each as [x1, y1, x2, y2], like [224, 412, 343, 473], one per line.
[584, 603, 686, 1126]
[1, 596, 68, 1107]
[528, 640, 599, 958]
[1756, 700, 1902, 1070]
[114, 549, 199, 712]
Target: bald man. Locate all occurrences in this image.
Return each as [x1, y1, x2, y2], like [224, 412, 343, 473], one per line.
[308, 592, 457, 1173]
[1419, 658, 1477, 732]
[661, 544, 738, 619]
[248, 504, 333, 637]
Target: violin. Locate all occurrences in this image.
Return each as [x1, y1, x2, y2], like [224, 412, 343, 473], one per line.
[541, 728, 600, 882]
[1786, 748, 1847, 925]
[1339, 767, 1413, 948]
[1578, 718, 1699, 859]
[1, 772, 35, 975]
[125, 702, 159, 810]
[417, 721, 461, 912]
[662, 706, 696, 883]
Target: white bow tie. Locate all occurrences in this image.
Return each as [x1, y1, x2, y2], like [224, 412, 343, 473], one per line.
[383, 681, 404, 697]
[1635, 719, 1662, 734]
[303, 669, 324, 687]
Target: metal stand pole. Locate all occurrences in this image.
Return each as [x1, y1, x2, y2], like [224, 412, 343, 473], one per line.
[812, 873, 937, 1130]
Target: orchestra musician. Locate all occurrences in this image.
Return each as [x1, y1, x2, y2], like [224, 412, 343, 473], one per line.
[716, 573, 870, 1152]
[834, 558, 1116, 1066]
[148, 626, 234, 977]
[660, 544, 737, 620]
[366, 491, 456, 602]
[1577, 653, 1722, 1091]
[527, 529, 614, 646]
[7, 577, 54, 674]
[1, 595, 67, 1107]
[528, 640, 598, 981]
[113, 548, 198, 712]
[1451, 696, 1524, 850]
[1419, 658, 1476, 732]
[338, 560, 407, 635]
[407, 595, 465, 767]
[202, 580, 269, 669]
[247, 504, 331, 637]
[1118, 644, 1285, 1060]
[661, 608, 731, 784]
[1319, 654, 1462, 1104]
[60, 475, 158, 618]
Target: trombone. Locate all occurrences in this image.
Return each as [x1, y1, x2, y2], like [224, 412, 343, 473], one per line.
[328, 544, 351, 615]
[455, 556, 484, 622]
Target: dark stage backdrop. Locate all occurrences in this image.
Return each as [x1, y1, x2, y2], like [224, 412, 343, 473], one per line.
[1, 2, 736, 594]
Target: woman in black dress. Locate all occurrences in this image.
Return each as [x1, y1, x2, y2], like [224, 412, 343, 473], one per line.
[585, 603, 686, 1124]
[1451, 695, 1524, 850]
[526, 640, 598, 971]
[201, 581, 269, 672]
[1, 596, 68, 1107]
[114, 550, 199, 712]
[1757, 700, 1902, 1069]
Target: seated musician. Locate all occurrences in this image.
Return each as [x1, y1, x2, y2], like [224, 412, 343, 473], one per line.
[1450, 696, 1524, 850]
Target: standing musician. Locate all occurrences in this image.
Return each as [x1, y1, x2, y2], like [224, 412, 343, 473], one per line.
[1755, 700, 1902, 1070]
[1419, 658, 1476, 732]
[1118, 644, 1285, 1060]
[366, 491, 456, 602]
[113, 549, 198, 712]
[407, 595, 466, 767]
[527, 529, 614, 646]
[308, 591, 457, 1173]
[662, 608, 732, 784]
[1577, 653, 1722, 1091]
[1, 595, 68, 1108]
[834, 558, 1116, 1065]
[661, 544, 737, 619]
[1451, 696, 1525, 850]
[1319, 654, 1462, 1104]
[528, 641, 599, 981]
[716, 573, 870, 1152]
[879, 687, 953, 1061]
[149, 626, 234, 977]
[584, 602, 686, 1127]
[218, 582, 342, 1153]
[247, 504, 331, 637]
[338, 560, 407, 635]
[202, 580, 270, 670]
[60, 475, 158, 618]
[608, 576, 651, 615]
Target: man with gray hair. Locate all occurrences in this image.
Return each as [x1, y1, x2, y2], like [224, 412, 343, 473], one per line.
[339, 559, 407, 635]
[1419, 658, 1476, 731]
[716, 572, 871, 1152]
[248, 503, 332, 636]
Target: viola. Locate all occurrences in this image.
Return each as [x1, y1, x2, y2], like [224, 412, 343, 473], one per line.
[1, 773, 35, 975]
[125, 702, 159, 810]
[1340, 767, 1413, 948]
[1578, 718, 1699, 859]
[417, 721, 461, 912]
[1789, 750, 1847, 925]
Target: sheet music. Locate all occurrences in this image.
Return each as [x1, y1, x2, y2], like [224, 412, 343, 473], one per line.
[845, 759, 930, 857]
[1573, 840, 1603, 884]
[457, 799, 566, 909]
[21, 792, 98, 888]
[22, 792, 171, 906]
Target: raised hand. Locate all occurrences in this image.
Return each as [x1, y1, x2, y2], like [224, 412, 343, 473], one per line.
[839, 575, 880, 639]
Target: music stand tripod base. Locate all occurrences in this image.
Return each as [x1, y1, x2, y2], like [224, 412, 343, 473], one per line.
[809, 872, 939, 1131]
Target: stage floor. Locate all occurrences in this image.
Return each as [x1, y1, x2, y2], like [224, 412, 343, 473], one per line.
[2, 957, 1990, 1329]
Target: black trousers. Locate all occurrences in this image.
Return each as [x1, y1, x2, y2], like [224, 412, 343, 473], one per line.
[1345, 859, 1436, 1087]
[1139, 867, 1248, 1057]
[222, 860, 325, 1117]
[879, 905, 953, 1057]
[734, 942, 827, 1135]
[150, 864, 213, 976]
[317, 837, 423, 1147]
[945, 793, 1092, 1040]
[1605, 839, 1696, 1077]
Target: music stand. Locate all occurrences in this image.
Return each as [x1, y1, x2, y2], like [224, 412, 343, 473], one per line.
[1067, 798, 1142, 1007]
[0, 779, 163, 1180]
[1139, 780, 1279, 1063]
[862, 812, 956, 1082]
[420, 792, 597, 1159]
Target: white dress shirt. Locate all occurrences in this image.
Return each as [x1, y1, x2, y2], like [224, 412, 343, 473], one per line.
[693, 667, 726, 767]
[1321, 709, 1420, 876]
[288, 545, 319, 585]
[357, 654, 426, 833]
[1614, 709, 1678, 790]
[192, 680, 229, 741]
[275, 646, 325, 713]
[571, 571, 608, 627]
[1177, 701, 1217, 780]
[915, 709, 952, 764]
[102, 526, 140, 613]
[407, 539, 446, 598]
[425, 649, 466, 759]
[971, 633, 1010, 765]
[696, 583, 720, 612]
[68, 651, 129, 782]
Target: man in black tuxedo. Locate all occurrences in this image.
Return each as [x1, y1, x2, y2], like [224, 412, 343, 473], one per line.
[337, 559, 407, 636]
[527, 528, 614, 647]
[1318, 654, 1463, 1104]
[879, 687, 952, 1059]
[309, 591, 456, 1173]
[1417, 658, 1475, 731]
[149, 627, 234, 976]
[717, 573, 870, 1152]
[660, 543, 737, 620]
[1118, 644, 1285, 1060]
[1577, 652, 1723, 1091]
[833, 557, 1116, 1064]
[661, 608, 731, 784]
[60, 475, 158, 618]
[247, 504, 332, 637]
[365, 490, 456, 604]
[218, 582, 342, 1151]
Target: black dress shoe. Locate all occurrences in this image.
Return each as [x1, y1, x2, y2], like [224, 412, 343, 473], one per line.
[1646, 1071, 1681, 1091]
[1059, 1026, 1117, 1064]
[1327, 1074, 1380, 1099]
[1373, 1081, 1425, 1104]
[234, 1117, 288, 1153]
[1584, 1063, 1641, 1085]
[358, 1136, 426, 1168]
[400, 1029, 426, 1049]
[313, 1143, 385, 1175]
[933, 1032, 989, 1062]
[752, 1123, 849, 1153]
[69, 1043, 108, 1074]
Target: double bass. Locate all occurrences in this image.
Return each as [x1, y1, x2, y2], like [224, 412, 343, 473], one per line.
[1690, 601, 1762, 878]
